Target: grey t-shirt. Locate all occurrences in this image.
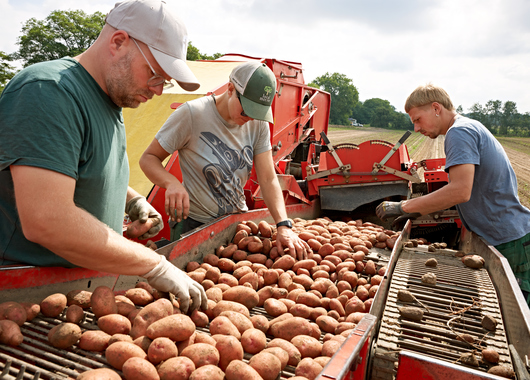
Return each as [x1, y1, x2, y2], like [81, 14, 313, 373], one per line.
[156, 95, 272, 223]
[445, 116, 530, 245]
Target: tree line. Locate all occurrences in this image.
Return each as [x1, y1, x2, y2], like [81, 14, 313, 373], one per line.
[1, 9, 528, 138]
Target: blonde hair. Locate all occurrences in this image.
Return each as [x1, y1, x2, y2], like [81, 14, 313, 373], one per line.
[405, 83, 454, 112]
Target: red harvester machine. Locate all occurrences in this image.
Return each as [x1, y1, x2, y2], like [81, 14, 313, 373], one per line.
[1, 55, 529, 380]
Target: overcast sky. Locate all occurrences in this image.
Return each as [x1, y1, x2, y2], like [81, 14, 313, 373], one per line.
[2, 0, 529, 113]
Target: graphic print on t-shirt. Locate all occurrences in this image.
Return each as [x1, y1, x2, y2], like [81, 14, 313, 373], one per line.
[200, 132, 253, 215]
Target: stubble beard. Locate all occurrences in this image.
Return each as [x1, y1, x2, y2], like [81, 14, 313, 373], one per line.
[106, 52, 152, 108]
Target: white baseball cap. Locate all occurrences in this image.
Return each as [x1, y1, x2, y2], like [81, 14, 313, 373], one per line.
[106, 0, 200, 91]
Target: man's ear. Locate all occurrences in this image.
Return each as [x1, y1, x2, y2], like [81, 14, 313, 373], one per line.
[227, 82, 234, 95]
[109, 31, 129, 57]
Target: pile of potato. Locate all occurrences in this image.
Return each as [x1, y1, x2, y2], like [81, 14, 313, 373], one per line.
[0, 217, 395, 380]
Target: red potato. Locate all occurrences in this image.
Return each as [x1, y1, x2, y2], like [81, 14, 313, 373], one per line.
[65, 305, 84, 324]
[223, 285, 259, 309]
[157, 356, 196, 380]
[219, 311, 253, 334]
[250, 315, 269, 333]
[130, 298, 173, 339]
[322, 339, 342, 357]
[194, 332, 217, 346]
[225, 360, 263, 380]
[0, 301, 27, 326]
[108, 333, 133, 346]
[97, 314, 131, 336]
[105, 341, 147, 370]
[189, 365, 225, 380]
[245, 220, 260, 235]
[249, 352, 282, 380]
[19, 302, 40, 322]
[122, 357, 159, 380]
[270, 317, 313, 341]
[272, 255, 296, 271]
[48, 322, 82, 349]
[0, 320, 24, 346]
[264, 298, 288, 317]
[209, 316, 241, 339]
[240, 328, 267, 354]
[213, 300, 250, 318]
[212, 334, 244, 371]
[126, 218, 157, 239]
[40, 293, 68, 318]
[291, 335, 322, 358]
[91, 286, 117, 318]
[262, 347, 290, 371]
[77, 369, 121, 380]
[147, 337, 178, 365]
[295, 357, 324, 380]
[180, 343, 220, 368]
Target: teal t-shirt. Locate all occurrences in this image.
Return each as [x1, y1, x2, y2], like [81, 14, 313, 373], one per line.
[0, 58, 129, 267]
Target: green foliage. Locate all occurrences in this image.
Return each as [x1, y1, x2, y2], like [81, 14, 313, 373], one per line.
[0, 51, 16, 94]
[468, 100, 528, 136]
[309, 72, 359, 125]
[352, 98, 412, 130]
[16, 10, 105, 67]
[186, 41, 222, 61]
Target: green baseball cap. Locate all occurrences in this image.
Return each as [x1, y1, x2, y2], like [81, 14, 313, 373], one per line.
[229, 62, 276, 123]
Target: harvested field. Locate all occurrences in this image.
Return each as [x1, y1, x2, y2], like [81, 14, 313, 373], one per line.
[327, 127, 530, 209]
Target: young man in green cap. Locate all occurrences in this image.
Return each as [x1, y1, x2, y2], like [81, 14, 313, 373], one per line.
[140, 61, 310, 260]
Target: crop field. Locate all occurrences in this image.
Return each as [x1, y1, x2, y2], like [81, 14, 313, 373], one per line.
[327, 126, 530, 209]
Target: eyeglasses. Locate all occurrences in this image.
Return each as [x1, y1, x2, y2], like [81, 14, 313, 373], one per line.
[236, 90, 249, 118]
[131, 37, 174, 90]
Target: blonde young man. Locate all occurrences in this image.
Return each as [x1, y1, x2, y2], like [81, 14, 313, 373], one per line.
[0, 0, 207, 313]
[140, 61, 310, 260]
[376, 83, 530, 306]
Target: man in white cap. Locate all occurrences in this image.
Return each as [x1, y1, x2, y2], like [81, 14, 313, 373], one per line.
[0, 0, 206, 314]
[140, 61, 311, 260]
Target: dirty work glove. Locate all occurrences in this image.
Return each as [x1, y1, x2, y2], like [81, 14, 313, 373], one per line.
[125, 196, 163, 239]
[376, 201, 406, 222]
[142, 255, 207, 314]
[392, 213, 421, 231]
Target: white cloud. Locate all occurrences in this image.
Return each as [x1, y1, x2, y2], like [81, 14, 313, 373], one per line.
[1, 0, 529, 113]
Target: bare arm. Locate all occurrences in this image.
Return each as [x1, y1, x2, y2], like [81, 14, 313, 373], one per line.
[140, 138, 189, 222]
[254, 151, 309, 259]
[402, 164, 475, 214]
[11, 165, 160, 275]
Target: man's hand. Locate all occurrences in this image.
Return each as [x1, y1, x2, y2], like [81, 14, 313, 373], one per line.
[392, 213, 421, 230]
[125, 196, 163, 239]
[376, 201, 405, 222]
[142, 255, 207, 314]
[276, 227, 311, 261]
[165, 181, 190, 223]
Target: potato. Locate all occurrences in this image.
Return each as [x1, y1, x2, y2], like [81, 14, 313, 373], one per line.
[177, 331, 196, 355]
[219, 311, 253, 334]
[223, 285, 259, 310]
[487, 365, 515, 378]
[133, 336, 152, 352]
[190, 309, 209, 328]
[272, 255, 296, 271]
[78, 330, 111, 352]
[105, 341, 147, 370]
[91, 286, 117, 318]
[189, 365, 225, 380]
[399, 306, 424, 322]
[48, 322, 82, 349]
[121, 357, 159, 380]
[482, 315, 498, 331]
[64, 305, 84, 324]
[158, 356, 196, 380]
[0, 301, 27, 327]
[250, 315, 269, 333]
[125, 288, 154, 306]
[146, 314, 195, 342]
[0, 319, 23, 346]
[270, 316, 314, 341]
[209, 316, 241, 339]
[77, 368, 121, 380]
[240, 328, 267, 354]
[316, 315, 339, 333]
[482, 348, 500, 363]
[249, 352, 282, 380]
[130, 298, 173, 339]
[213, 300, 250, 318]
[322, 339, 342, 357]
[262, 347, 289, 370]
[422, 272, 437, 285]
[462, 254, 485, 269]
[291, 335, 322, 358]
[19, 302, 40, 322]
[295, 357, 324, 380]
[97, 313, 131, 336]
[40, 293, 67, 318]
[66, 289, 92, 309]
[180, 343, 220, 368]
[264, 298, 288, 317]
[212, 334, 244, 371]
[268, 338, 302, 366]
[225, 360, 263, 380]
[147, 337, 178, 364]
[296, 292, 321, 308]
[108, 333, 133, 345]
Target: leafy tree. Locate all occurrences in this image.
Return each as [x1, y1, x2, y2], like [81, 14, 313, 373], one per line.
[371, 106, 393, 128]
[456, 105, 463, 114]
[186, 41, 222, 61]
[0, 51, 16, 94]
[16, 10, 105, 67]
[309, 72, 359, 125]
[392, 112, 413, 130]
[500, 101, 517, 135]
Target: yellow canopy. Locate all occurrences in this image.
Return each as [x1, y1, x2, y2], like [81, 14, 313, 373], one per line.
[123, 60, 244, 196]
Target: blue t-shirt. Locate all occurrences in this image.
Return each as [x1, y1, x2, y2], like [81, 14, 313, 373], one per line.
[445, 116, 530, 245]
[0, 58, 129, 266]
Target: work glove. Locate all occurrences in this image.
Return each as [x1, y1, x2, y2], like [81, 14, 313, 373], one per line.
[142, 255, 207, 314]
[125, 196, 164, 240]
[376, 201, 406, 222]
[392, 213, 421, 231]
